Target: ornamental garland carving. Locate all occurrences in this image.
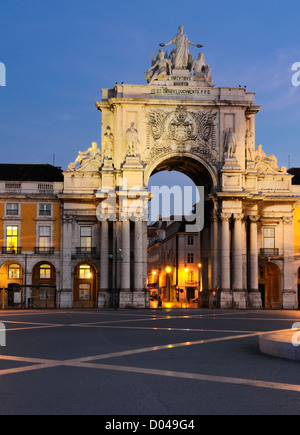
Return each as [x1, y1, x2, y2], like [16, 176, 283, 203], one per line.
[145, 106, 218, 164]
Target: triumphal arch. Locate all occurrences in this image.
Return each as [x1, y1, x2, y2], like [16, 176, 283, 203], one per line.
[62, 26, 298, 309]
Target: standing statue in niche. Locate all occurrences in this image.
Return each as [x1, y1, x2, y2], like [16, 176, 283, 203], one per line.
[224, 128, 237, 158]
[159, 25, 203, 69]
[144, 49, 172, 85]
[102, 126, 114, 160]
[245, 129, 255, 161]
[125, 122, 140, 156]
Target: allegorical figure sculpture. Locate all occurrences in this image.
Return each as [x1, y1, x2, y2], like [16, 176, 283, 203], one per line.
[159, 25, 203, 69]
[245, 129, 255, 161]
[125, 122, 140, 156]
[224, 128, 237, 158]
[191, 52, 213, 85]
[102, 126, 114, 160]
[144, 49, 172, 85]
[68, 142, 101, 171]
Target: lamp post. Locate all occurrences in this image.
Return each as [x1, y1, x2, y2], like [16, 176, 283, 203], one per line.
[165, 266, 171, 301]
[198, 262, 203, 307]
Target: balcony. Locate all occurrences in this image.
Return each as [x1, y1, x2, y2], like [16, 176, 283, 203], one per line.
[34, 247, 55, 255]
[75, 247, 97, 255]
[185, 280, 198, 286]
[2, 247, 22, 255]
[260, 248, 280, 256]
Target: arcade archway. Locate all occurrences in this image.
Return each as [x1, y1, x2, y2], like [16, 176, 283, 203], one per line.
[259, 262, 282, 309]
[32, 262, 57, 309]
[0, 262, 23, 309]
[73, 263, 98, 308]
[146, 154, 216, 308]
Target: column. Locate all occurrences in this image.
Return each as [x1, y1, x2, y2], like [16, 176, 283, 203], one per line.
[221, 213, 231, 292]
[100, 220, 109, 292]
[249, 216, 259, 292]
[210, 211, 219, 290]
[232, 214, 243, 292]
[60, 215, 73, 308]
[134, 219, 143, 291]
[121, 219, 130, 292]
[283, 216, 296, 309]
[249, 215, 261, 309]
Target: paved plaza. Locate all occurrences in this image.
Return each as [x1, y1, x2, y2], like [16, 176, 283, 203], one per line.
[0, 308, 300, 416]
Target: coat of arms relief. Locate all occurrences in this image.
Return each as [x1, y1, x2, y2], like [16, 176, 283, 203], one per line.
[144, 106, 219, 165]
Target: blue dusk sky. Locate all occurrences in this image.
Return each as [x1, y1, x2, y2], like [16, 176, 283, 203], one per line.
[0, 0, 300, 183]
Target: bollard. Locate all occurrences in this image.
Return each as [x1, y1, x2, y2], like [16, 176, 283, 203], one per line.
[0, 323, 6, 346]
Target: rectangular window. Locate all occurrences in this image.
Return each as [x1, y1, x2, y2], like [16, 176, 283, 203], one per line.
[39, 287, 51, 300]
[263, 228, 275, 249]
[38, 226, 51, 251]
[6, 203, 19, 216]
[79, 284, 91, 301]
[6, 226, 18, 252]
[187, 253, 194, 263]
[80, 226, 92, 252]
[79, 265, 91, 279]
[39, 204, 52, 217]
[187, 235, 194, 246]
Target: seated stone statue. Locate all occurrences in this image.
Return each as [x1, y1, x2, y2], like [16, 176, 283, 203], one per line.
[145, 49, 172, 85]
[68, 142, 101, 171]
[191, 53, 213, 86]
[254, 144, 287, 174]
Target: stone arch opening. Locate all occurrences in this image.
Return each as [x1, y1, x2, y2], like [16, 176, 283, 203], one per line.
[146, 154, 216, 308]
[259, 262, 282, 309]
[0, 262, 23, 309]
[145, 153, 217, 195]
[73, 262, 98, 308]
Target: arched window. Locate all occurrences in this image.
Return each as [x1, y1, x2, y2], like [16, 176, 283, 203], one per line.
[8, 263, 21, 279]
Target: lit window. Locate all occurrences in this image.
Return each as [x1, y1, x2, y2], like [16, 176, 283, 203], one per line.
[8, 264, 21, 279]
[39, 226, 51, 251]
[40, 264, 51, 279]
[6, 226, 18, 252]
[39, 204, 52, 217]
[187, 253, 194, 263]
[6, 203, 19, 216]
[80, 226, 92, 251]
[79, 264, 91, 279]
[263, 228, 275, 249]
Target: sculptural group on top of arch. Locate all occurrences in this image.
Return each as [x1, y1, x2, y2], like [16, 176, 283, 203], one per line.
[144, 25, 214, 87]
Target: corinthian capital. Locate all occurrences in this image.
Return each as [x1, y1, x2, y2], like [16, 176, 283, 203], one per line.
[249, 215, 260, 223]
[233, 213, 244, 221]
[220, 213, 232, 222]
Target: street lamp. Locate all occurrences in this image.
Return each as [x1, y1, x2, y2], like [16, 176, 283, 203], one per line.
[165, 267, 171, 301]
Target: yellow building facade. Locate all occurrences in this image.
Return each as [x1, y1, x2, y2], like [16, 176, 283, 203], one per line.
[0, 164, 63, 309]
